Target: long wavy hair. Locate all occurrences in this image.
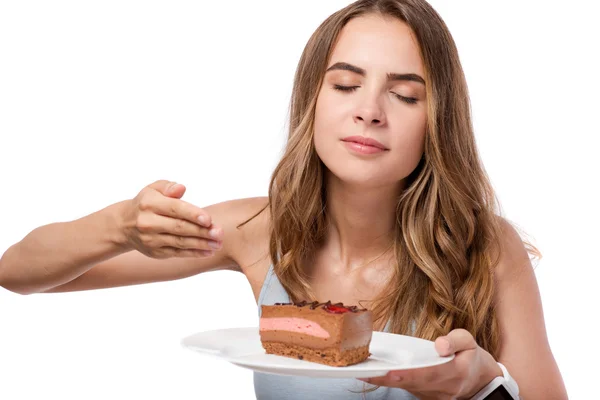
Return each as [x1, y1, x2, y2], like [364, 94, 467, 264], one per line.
[242, 0, 538, 361]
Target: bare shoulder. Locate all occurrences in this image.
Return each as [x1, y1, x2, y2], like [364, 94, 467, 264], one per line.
[493, 216, 539, 312]
[494, 217, 532, 280]
[209, 196, 271, 268]
[214, 196, 273, 299]
[493, 217, 568, 397]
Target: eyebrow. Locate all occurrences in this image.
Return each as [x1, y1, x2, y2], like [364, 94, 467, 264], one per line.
[325, 62, 426, 85]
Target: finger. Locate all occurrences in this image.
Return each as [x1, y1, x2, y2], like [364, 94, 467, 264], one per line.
[148, 180, 175, 193]
[139, 213, 223, 240]
[359, 366, 438, 388]
[156, 234, 222, 251]
[148, 180, 187, 199]
[435, 329, 477, 357]
[361, 361, 458, 391]
[167, 183, 186, 199]
[151, 195, 212, 227]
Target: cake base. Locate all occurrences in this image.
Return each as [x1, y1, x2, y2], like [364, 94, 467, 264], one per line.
[262, 342, 370, 367]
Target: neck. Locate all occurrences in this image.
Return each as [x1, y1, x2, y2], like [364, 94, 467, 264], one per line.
[321, 171, 404, 271]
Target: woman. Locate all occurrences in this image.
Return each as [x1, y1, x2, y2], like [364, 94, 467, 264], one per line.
[0, 0, 567, 399]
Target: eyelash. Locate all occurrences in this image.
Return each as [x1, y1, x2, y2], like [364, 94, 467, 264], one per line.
[333, 85, 418, 105]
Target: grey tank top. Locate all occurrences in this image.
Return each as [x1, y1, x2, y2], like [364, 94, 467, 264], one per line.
[254, 264, 417, 400]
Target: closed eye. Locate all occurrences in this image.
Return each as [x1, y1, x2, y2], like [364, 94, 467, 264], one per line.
[333, 85, 418, 105]
[392, 92, 418, 105]
[333, 84, 359, 92]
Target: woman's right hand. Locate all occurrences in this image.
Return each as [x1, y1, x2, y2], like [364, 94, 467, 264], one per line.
[120, 180, 222, 259]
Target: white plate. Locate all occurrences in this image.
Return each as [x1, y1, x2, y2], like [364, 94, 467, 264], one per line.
[181, 327, 454, 379]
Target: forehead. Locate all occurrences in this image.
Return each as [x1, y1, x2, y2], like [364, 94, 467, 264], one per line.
[328, 14, 424, 76]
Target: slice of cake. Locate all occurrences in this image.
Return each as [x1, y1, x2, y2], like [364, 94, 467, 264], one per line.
[259, 300, 373, 367]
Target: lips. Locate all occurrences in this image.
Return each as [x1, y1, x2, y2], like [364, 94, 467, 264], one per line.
[341, 136, 388, 150]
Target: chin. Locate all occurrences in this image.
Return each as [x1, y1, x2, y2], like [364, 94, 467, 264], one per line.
[323, 161, 399, 190]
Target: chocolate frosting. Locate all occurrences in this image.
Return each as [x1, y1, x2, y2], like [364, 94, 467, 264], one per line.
[273, 300, 367, 313]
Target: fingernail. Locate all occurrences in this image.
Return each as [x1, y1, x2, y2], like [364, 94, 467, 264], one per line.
[198, 215, 208, 225]
[357, 378, 371, 383]
[201, 250, 214, 256]
[169, 182, 178, 191]
[208, 241, 222, 249]
[209, 228, 220, 238]
[391, 374, 403, 382]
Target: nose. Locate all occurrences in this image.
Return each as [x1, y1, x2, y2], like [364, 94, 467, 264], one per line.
[353, 99, 386, 127]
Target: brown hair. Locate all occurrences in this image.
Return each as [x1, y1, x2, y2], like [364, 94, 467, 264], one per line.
[243, 0, 539, 362]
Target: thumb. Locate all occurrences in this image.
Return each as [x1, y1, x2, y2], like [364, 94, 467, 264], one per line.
[435, 329, 477, 356]
[149, 180, 186, 199]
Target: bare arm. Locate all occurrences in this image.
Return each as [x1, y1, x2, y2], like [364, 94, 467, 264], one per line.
[0, 201, 129, 295]
[0, 179, 268, 295]
[495, 220, 568, 399]
[41, 197, 268, 294]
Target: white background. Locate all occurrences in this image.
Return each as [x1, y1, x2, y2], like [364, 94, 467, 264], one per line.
[1, 1, 598, 398]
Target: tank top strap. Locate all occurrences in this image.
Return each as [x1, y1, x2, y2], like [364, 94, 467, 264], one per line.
[256, 264, 290, 317]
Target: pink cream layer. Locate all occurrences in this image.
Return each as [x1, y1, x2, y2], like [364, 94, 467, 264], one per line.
[259, 317, 330, 338]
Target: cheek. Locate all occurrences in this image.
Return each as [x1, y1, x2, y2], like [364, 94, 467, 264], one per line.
[390, 112, 427, 166]
[313, 93, 338, 155]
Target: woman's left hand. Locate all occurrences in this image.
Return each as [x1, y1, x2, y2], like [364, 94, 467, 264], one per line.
[358, 329, 503, 400]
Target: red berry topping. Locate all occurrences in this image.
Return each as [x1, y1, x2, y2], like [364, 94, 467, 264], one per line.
[323, 304, 351, 314]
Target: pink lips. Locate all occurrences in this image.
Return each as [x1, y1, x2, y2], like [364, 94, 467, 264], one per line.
[341, 136, 388, 155]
